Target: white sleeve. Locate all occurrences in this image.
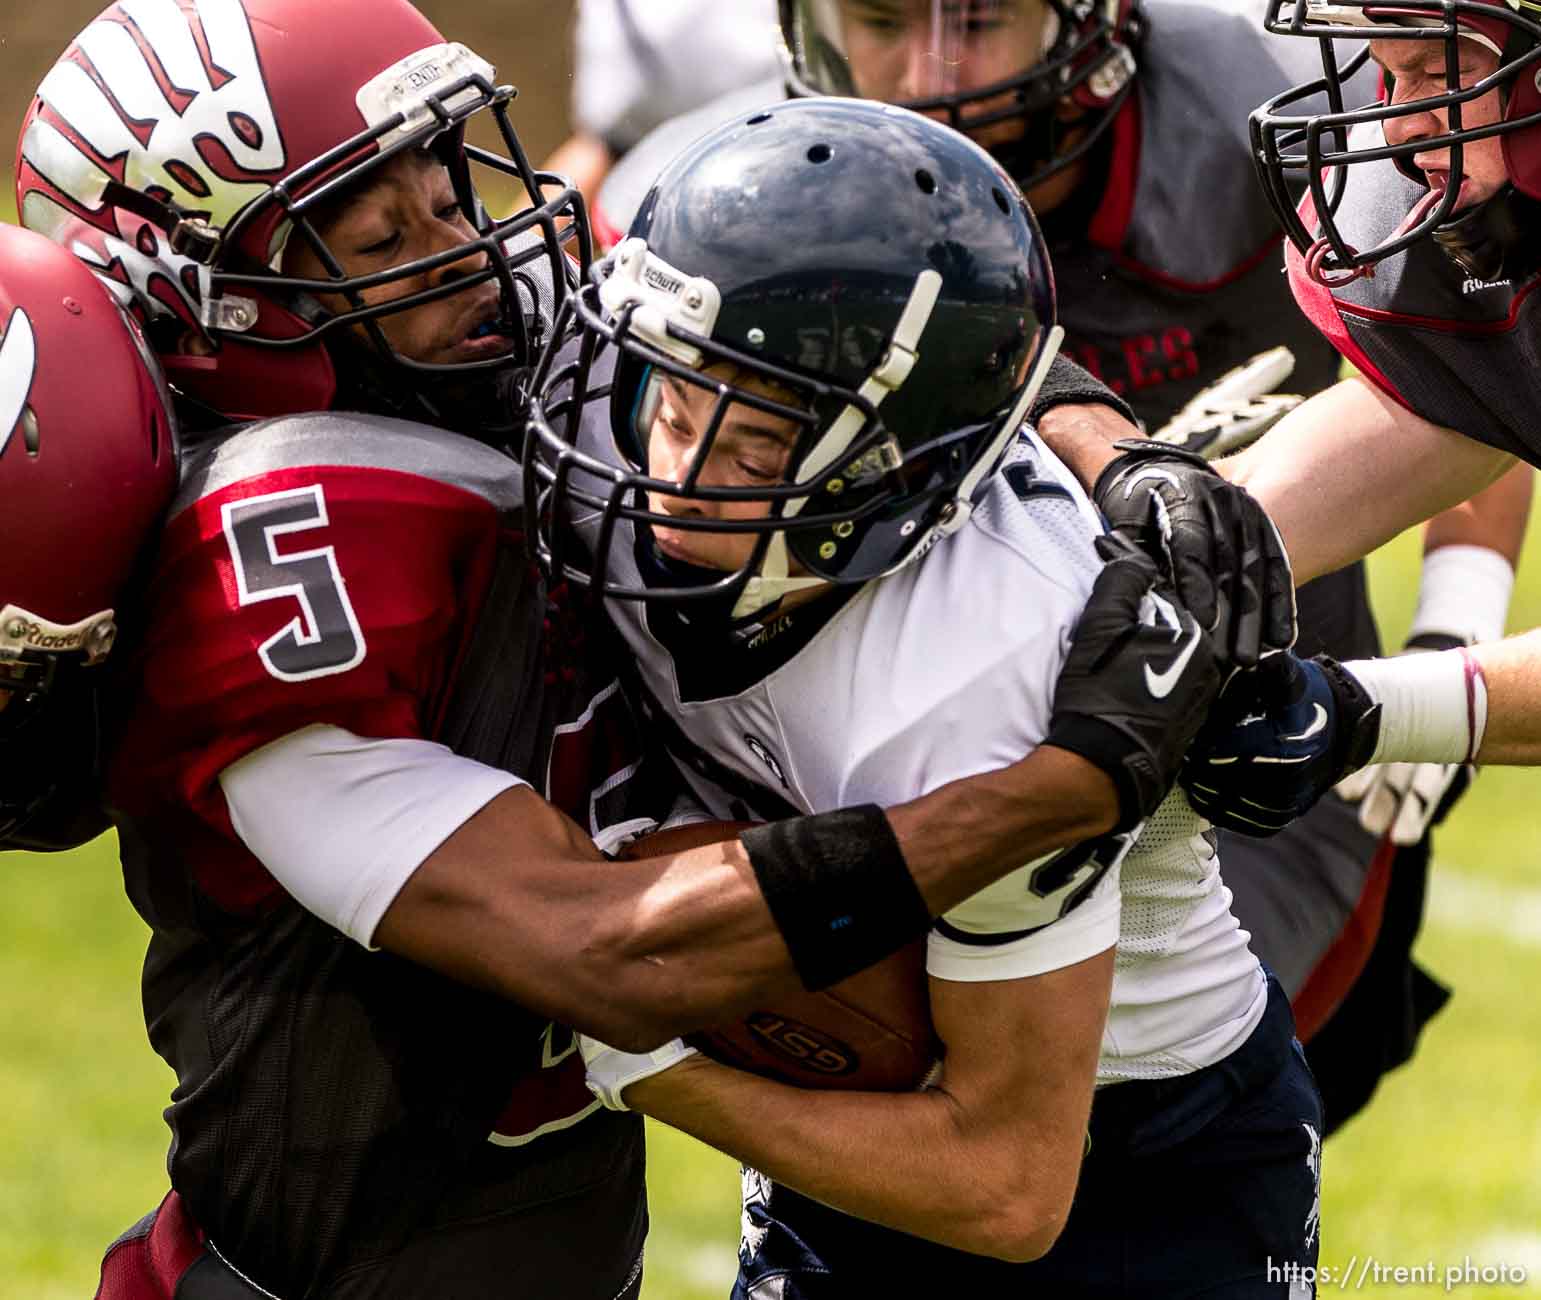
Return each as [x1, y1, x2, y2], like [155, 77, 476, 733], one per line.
[573, 0, 780, 149]
[219, 724, 526, 948]
[928, 861, 1122, 983]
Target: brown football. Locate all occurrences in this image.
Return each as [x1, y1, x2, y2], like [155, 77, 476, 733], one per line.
[622, 820, 939, 1091]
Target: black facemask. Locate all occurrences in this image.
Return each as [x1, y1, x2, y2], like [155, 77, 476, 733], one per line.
[323, 318, 537, 450]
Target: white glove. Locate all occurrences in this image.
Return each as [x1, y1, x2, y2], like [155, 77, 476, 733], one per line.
[1335, 759, 1472, 845]
[578, 1034, 698, 1111]
[1152, 346, 1302, 460]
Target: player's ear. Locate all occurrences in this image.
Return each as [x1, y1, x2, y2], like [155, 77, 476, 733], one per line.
[176, 328, 216, 358]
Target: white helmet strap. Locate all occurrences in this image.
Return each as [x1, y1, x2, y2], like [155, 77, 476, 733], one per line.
[730, 268, 943, 620]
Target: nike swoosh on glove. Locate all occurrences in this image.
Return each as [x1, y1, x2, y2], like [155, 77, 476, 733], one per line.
[1046, 530, 1223, 833]
[1180, 652, 1382, 836]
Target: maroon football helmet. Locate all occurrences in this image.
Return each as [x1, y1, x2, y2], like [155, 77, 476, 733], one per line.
[778, 0, 1143, 190]
[1252, 0, 1541, 281]
[15, 0, 585, 435]
[0, 223, 177, 842]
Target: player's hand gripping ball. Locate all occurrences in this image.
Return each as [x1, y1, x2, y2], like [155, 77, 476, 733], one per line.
[622, 821, 940, 1091]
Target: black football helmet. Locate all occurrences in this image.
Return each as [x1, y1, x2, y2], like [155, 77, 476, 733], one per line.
[524, 97, 1061, 622]
[1251, 0, 1541, 283]
[777, 0, 1143, 190]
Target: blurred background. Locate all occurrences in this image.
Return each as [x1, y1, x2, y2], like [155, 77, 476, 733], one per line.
[2, 4, 1539, 1298]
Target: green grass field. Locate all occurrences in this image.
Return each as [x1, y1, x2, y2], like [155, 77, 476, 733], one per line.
[3, 521, 1540, 1299]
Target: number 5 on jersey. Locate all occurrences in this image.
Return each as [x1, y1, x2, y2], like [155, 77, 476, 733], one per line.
[221, 484, 367, 682]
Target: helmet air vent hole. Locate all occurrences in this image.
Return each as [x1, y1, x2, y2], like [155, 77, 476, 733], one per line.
[748, 113, 773, 125]
[808, 143, 833, 164]
[21, 407, 39, 457]
[915, 169, 937, 195]
[992, 187, 1010, 214]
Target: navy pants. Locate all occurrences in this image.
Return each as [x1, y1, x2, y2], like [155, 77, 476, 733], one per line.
[734, 976, 1322, 1298]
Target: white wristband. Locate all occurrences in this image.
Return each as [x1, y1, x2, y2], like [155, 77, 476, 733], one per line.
[1346, 649, 1488, 765]
[1410, 544, 1515, 647]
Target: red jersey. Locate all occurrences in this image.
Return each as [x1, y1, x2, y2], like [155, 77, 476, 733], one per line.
[107, 413, 662, 1298]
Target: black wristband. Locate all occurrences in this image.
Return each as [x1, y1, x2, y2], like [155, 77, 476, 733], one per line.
[1404, 632, 1467, 654]
[741, 805, 931, 992]
[1028, 352, 1138, 431]
[1043, 713, 1163, 833]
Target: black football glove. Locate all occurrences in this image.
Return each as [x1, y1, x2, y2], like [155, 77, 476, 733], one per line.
[1093, 439, 1295, 672]
[1046, 531, 1223, 833]
[1181, 652, 1382, 836]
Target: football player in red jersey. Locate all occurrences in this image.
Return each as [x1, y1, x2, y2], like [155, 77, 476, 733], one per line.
[1145, 0, 1541, 817]
[0, 222, 177, 851]
[13, 3, 1226, 1295]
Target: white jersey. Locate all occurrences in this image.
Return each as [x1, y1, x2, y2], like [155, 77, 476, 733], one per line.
[573, 0, 780, 154]
[597, 427, 1266, 1084]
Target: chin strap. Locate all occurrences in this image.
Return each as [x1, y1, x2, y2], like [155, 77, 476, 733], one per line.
[891, 322, 1065, 567]
[1432, 184, 1541, 282]
[1304, 184, 1454, 287]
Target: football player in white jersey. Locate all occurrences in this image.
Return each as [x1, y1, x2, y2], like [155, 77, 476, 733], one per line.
[527, 99, 1324, 1296]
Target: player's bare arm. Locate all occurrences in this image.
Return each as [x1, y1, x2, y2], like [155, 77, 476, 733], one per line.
[1183, 460, 1535, 830]
[373, 742, 1120, 1051]
[1332, 462, 1530, 840]
[622, 948, 1114, 1261]
[1032, 398, 1137, 486]
[1219, 381, 1516, 584]
[1424, 462, 1534, 567]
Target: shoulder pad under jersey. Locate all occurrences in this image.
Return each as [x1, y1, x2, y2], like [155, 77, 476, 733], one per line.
[112, 413, 525, 820]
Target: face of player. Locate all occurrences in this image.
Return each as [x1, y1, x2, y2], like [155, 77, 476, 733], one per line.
[1371, 35, 1508, 210]
[282, 149, 512, 365]
[643, 371, 801, 574]
[835, 0, 1055, 151]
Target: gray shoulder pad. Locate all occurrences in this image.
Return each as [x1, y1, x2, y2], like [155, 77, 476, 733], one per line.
[1126, 0, 1378, 283]
[175, 413, 522, 515]
[596, 81, 788, 237]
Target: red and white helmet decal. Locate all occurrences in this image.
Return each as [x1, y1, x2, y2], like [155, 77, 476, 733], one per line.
[0, 308, 38, 462]
[18, 0, 286, 323]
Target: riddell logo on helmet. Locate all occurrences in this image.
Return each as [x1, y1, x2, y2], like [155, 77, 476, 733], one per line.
[2, 606, 115, 663]
[15, 622, 86, 652]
